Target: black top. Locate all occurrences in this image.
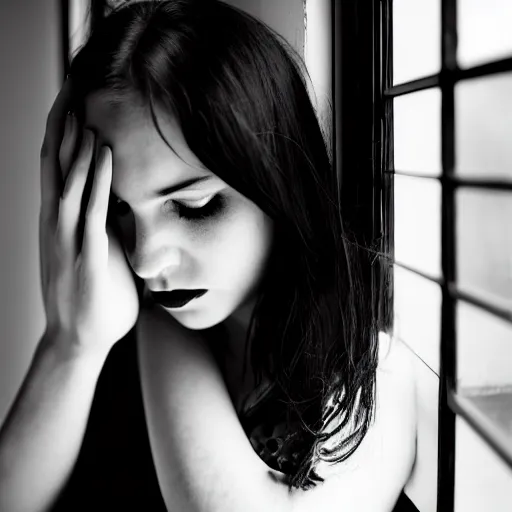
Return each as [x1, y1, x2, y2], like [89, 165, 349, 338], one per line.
[50, 328, 418, 511]
[51, 329, 166, 511]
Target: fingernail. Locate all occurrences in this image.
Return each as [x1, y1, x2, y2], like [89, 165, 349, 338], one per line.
[99, 145, 111, 162]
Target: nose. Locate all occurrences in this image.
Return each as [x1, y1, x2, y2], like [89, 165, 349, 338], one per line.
[123, 216, 181, 281]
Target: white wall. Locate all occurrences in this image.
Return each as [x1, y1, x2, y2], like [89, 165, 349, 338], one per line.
[225, 0, 332, 156]
[0, 1, 60, 423]
[304, 0, 332, 158]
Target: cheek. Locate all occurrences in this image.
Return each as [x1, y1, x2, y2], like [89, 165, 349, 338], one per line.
[199, 205, 273, 287]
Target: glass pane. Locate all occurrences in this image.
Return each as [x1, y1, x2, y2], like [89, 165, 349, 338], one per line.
[457, 189, 512, 311]
[458, 0, 512, 69]
[392, 0, 441, 85]
[394, 88, 441, 176]
[456, 74, 512, 180]
[456, 191, 512, 475]
[455, 417, 512, 512]
[394, 175, 441, 277]
[394, 265, 441, 374]
[457, 302, 512, 390]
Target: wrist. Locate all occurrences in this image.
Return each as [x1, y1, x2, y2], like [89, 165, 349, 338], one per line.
[37, 328, 111, 368]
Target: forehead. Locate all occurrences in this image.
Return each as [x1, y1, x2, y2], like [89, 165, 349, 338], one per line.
[84, 93, 211, 200]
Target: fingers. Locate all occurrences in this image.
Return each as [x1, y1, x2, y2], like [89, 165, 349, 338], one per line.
[40, 77, 74, 225]
[56, 129, 95, 257]
[82, 145, 113, 271]
[59, 112, 80, 182]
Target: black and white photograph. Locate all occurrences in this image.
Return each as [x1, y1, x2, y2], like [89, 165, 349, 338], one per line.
[0, 1, 511, 511]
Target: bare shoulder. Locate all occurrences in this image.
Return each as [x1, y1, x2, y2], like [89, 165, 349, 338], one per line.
[310, 333, 417, 511]
[377, 331, 416, 377]
[374, 333, 417, 458]
[374, 332, 417, 463]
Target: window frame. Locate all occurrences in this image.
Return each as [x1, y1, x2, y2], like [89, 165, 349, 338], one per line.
[335, 0, 393, 343]
[381, 1, 512, 511]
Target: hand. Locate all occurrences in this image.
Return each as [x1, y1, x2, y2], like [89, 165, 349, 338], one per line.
[39, 77, 139, 358]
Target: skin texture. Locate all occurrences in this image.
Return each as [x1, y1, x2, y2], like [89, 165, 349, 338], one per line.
[84, 94, 274, 347]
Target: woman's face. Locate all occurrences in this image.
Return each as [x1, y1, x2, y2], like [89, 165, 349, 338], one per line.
[84, 93, 274, 330]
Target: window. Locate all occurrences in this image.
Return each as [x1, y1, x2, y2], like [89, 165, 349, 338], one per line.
[383, 1, 512, 511]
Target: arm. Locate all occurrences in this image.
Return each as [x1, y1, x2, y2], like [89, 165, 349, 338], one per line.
[137, 304, 285, 512]
[0, 335, 108, 512]
[0, 77, 139, 512]
[137, 304, 417, 512]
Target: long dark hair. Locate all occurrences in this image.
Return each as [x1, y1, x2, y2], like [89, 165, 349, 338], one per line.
[69, 0, 380, 491]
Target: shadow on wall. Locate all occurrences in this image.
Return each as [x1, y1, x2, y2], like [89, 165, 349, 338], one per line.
[0, 1, 60, 423]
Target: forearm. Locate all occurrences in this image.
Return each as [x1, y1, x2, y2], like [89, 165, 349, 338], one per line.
[0, 333, 108, 512]
[138, 312, 417, 512]
[137, 308, 291, 512]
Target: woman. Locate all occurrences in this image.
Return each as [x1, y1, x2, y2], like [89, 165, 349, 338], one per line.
[0, 1, 416, 510]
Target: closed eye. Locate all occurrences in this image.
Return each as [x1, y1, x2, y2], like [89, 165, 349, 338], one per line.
[109, 194, 225, 222]
[173, 194, 225, 221]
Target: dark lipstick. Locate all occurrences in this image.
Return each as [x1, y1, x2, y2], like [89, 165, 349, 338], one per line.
[150, 289, 208, 308]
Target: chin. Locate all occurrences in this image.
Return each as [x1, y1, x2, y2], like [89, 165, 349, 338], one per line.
[156, 289, 259, 332]
[162, 304, 233, 331]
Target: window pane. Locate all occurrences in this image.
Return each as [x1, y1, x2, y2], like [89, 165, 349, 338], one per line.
[457, 189, 512, 311]
[394, 175, 441, 277]
[458, 0, 512, 69]
[394, 265, 441, 374]
[457, 302, 512, 390]
[392, 0, 440, 85]
[456, 74, 512, 180]
[455, 417, 512, 512]
[457, 302, 512, 480]
[394, 89, 441, 176]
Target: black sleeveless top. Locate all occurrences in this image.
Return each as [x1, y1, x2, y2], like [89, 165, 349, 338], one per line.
[50, 328, 417, 511]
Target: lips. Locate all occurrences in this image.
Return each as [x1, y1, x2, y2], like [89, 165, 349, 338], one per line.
[150, 289, 208, 308]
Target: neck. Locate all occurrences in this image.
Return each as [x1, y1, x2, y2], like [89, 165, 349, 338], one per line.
[222, 298, 256, 366]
